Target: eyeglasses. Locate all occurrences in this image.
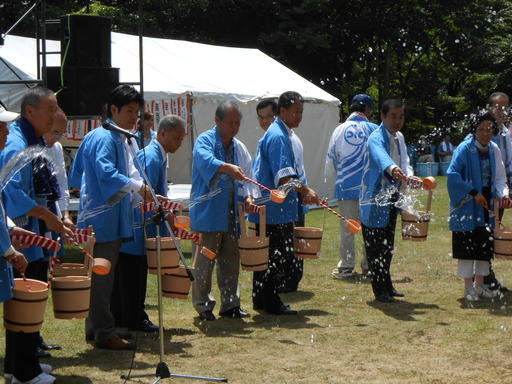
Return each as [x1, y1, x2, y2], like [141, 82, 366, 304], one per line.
[257, 114, 275, 121]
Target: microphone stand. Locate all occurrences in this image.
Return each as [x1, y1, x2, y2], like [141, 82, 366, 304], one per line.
[114, 126, 227, 383]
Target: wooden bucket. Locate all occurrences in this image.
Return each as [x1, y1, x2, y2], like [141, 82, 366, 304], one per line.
[162, 266, 193, 299]
[494, 229, 512, 260]
[401, 211, 430, 241]
[3, 278, 48, 332]
[146, 237, 180, 274]
[401, 189, 432, 241]
[51, 276, 91, 319]
[294, 227, 323, 259]
[494, 201, 512, 260]
[53, 226, 95, 276]
[238, 204, 269, 271]
[161, 229, 199, 299]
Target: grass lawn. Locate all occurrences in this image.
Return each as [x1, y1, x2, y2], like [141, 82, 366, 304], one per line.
[2, 175, 512, 383]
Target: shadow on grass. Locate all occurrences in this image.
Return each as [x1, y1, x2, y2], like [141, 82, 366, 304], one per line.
[279, 290, 315, 303]
[192, 316, 255, 337]
[368, 299, 442, 321]
[456, 291, 512, 317]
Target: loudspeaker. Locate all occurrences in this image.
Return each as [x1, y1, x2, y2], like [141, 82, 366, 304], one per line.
[60, 15, 111, 67]
[46, 66, 119, 117]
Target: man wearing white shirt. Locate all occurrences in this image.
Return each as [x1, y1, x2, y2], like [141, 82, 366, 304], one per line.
[69, 85, 158, 350]
[43, 108, 74, 230]
[437, 133, 454, 162]
[360, 99, 420, 302]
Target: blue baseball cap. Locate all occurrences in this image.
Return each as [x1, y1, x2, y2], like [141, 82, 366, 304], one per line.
[351, 94, 374, 107]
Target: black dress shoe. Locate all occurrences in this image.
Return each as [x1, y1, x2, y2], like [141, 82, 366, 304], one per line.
[268, 304, 298, 315]
[199, 310, 216, 321]
[35, 347, 52, 358]
[137, 319, 159, 332]
[390, 289, 405, 297]
[219, 306, 250, 318]
[40, 341, 62, 351]
[375, 294, 395, 303]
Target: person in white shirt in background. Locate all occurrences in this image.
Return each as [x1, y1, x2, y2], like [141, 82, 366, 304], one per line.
[437, 133, 454, 163]
[43, 108, 74, 231]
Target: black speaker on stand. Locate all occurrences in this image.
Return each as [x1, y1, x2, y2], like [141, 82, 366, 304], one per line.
[45, 14, 118, 117]
[46, 66, 119, 117]
[60, 15, 111, 67]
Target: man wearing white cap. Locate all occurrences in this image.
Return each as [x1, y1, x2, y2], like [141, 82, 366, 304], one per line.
[325, 94, 378, 278]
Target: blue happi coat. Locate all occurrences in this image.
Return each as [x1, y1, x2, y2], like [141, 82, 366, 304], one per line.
[360, 124, 413, 228]
[134, 129, 156, 149]
[325, 112, 378, 200]
[447, 137, 508, 232]
[68, 123, 136, 243]
[248, 118, 299, 225]
[0, 118, 44, 263]
[121, 139, 168, 255]
[0, 205, 14, 303]
[190, 127, 256, 232]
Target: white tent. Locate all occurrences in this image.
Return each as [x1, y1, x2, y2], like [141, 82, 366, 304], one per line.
[0, 32, 341, 199]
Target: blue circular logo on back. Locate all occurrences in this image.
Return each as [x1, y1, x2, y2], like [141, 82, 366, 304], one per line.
[344, 126, 367, 146]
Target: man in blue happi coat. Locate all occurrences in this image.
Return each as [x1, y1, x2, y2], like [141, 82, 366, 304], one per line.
[483, 91, 512, 292]
[69, 85, 157, 350]
[360, 99, 420, 303]
[249, 91, 320, 315]
[112, 114, 186, 332]
[190, 100, 259, 321]
[0, 87, 73, 358]
[0, 106, 54, 383]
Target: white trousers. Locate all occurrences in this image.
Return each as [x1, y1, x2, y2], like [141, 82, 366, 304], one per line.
[336, 199, 367, 270]
[457, 259, 490, 278]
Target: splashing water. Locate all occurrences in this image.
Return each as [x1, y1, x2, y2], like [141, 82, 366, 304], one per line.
[277, 179, 302, 197]
[372, 184, 424, 217]
[0, 146, 65, 194]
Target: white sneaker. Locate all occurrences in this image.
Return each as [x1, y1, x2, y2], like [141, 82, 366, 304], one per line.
[332, 268, 354, 279]
[464, 286, 480, 302]
[12, 372, 55, 384]
[5, 364, 52, 380]
[476, 285, 499, 299]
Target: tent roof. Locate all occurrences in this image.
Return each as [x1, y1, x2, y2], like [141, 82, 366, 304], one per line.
[0, 32, 340, 106]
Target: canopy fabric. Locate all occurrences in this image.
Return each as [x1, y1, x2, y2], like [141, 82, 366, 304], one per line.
[0, 32, 341, 199]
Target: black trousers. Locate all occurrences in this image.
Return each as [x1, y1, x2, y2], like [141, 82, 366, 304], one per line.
[4, 330, 41, 381]
[253, 223, 295, 312]
[111, 252, 149, 329]
[362, 207, 398, 298]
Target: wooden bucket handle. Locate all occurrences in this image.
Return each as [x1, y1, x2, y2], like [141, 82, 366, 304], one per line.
[192, 239, 201, 269]
[425, 190, 433, 214]
[237, 202, 247, 238]
[237, 202, 265, 239]
[259, 205, 266, 238]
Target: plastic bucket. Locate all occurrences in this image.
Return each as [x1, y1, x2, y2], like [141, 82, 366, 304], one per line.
[439, 162, 450, 176]
[294, 227, 323, 259]
[238, 237, 269, 271]
[146, 237, 180, 274]
[416, 162, 439, 177]
[494, 229, 512, 260]
[51, 276, 91, 319]
[3, 278, 49, 332]
[162, 266, 193, 299]
[401, 211, 430, 241]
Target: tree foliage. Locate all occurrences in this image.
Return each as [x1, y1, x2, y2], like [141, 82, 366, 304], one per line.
[2, 0, 512, 142]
